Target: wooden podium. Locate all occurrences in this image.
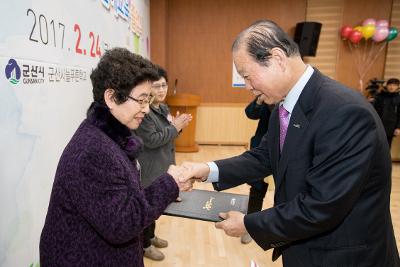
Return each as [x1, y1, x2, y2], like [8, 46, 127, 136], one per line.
[166, 93, 201, 152]
[392, 136, 400, 162]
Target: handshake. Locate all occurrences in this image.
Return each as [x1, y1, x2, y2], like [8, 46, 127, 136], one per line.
[167, 162, 210, 191]
[167, 162, 249, 238]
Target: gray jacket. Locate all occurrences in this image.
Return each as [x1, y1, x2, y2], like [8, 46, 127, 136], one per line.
[134, 104, 179, 187]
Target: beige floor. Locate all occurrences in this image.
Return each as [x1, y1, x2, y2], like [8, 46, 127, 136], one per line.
[144, 145, 400, 267]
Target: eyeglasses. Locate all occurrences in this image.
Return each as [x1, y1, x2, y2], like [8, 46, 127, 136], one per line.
[151, 83, 168, 90]
[126, 95, 155, 107]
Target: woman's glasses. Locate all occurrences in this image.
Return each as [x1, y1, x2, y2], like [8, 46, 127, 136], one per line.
[151, 83, 168, 90]
[126, 95, 155, 107]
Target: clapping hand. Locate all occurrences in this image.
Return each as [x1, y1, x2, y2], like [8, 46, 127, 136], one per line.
[171, 111, 192, 132]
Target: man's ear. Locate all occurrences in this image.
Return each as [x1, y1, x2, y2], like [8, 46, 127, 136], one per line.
[104, 88, 116, 109]
[270, 47, 287, 70]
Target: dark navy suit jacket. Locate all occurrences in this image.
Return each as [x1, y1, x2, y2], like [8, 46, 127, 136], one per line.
[214, 70, 399, 267]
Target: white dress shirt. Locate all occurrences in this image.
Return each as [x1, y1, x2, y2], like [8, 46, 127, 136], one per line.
[205, 65, 314, 183]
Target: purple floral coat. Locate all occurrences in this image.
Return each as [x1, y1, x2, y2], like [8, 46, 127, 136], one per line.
[40, 102, 179, 266]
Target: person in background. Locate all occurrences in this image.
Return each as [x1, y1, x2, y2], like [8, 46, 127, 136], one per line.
[373, 78, 400, 148]
[134, 65, 192, 261]
[240, 94, 273, 244]
[39, 48, 193, 267]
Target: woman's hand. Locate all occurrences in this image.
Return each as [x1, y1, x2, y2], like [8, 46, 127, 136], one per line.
[171, 111, 192, 132]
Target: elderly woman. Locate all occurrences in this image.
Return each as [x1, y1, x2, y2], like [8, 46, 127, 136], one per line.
[39, 48, 191, 267]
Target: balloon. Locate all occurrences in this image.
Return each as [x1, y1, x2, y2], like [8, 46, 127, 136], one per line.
[362, 18, 376, 26]
[387, 27, 398, 42]
[349, 30, 363, 44]
[340, 25, 353, 39]
[376, 19, 389, 28]
[353, 26, 363, 32]
[372, 26, 389, 42]
[362, 25, 375, 39]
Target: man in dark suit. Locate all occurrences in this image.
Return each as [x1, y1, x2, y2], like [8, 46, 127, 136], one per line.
[181, 20, 399, 266]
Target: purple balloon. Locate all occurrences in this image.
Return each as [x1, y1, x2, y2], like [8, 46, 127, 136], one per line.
[362, 18, 376, 26]
[372, 26, 389, 42]
[376, 19, 389, 28]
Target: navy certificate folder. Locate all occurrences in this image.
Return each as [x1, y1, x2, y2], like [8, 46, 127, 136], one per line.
[163, 189, 249, 222]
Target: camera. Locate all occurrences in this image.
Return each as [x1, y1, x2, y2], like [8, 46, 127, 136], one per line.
[365, 78, 385, 98]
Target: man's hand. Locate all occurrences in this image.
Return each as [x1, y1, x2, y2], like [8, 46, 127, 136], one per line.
[167, 165, 195, 191]
[215, 211, 247, 237]
[394, 128, 400, 136]
[178, 162, 210, 183]
[256, 94, 267, 105]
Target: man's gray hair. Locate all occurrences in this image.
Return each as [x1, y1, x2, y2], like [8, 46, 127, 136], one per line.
[232, 20, 300, 66]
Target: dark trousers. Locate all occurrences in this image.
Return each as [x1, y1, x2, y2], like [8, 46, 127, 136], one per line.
[247, 180, 269, 214]
[143, 222, 156, 248]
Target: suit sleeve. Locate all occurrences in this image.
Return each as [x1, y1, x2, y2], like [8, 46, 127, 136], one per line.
[213, 134, 273, 190]
[244, 104, 377, 250]
[135, 114, 179, 149]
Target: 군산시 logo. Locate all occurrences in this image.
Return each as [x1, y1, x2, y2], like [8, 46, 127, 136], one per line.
[5, 58, 21, 84]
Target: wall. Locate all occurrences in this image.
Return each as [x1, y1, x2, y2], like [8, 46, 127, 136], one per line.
[150, 0, 306, 144]
[195, 104, 258, 146]
[385, 0, 400, 80]
[150, 0, 168, 66]
[150, 0, 397, 145]
[336, 0, 393, 90]
[386, 0, 400, 160]
[0, 1, 150, 265]
[151, 0, 306, 103]
[303, 0, 344, 79]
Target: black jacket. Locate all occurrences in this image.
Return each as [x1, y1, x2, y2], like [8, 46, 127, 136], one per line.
[373, 91, 400, 137]
[245, 99, 273, 149]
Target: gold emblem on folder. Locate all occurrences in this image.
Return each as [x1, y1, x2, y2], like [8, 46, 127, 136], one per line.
[203, 197, 215, 211]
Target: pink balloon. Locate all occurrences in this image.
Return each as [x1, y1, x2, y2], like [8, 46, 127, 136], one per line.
[372, 26, 389, 42]
[362, 18, 376, 26]
[376, 19, 389, 28]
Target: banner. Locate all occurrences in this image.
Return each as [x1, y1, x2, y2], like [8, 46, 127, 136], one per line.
[0, 0, 150, 266]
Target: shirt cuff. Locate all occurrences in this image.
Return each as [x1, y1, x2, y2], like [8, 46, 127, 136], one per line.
[205, 162, 219, 183]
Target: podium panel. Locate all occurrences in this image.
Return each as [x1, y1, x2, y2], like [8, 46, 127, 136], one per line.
[166, 93, 201, 152]
[392, 136, 400, 162]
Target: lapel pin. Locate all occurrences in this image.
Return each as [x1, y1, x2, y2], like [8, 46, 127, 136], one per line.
[293, 124, 301, 128]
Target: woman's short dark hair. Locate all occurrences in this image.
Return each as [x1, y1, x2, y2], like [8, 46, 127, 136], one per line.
[154, 65, 168, 82]
[232, 20, 300, 66]
[90, 47, 159, 104]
